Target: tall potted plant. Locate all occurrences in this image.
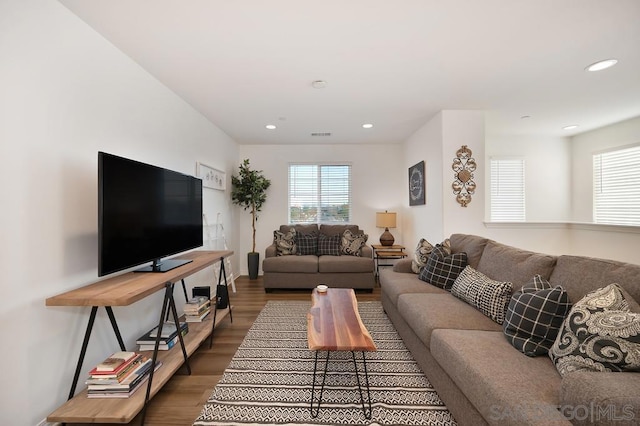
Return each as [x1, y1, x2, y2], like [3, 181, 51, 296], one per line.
[231, 159, 271, 280]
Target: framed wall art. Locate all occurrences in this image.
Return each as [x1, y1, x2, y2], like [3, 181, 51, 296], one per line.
[197, 162, 226, 191]
[408, 160, 425, 206]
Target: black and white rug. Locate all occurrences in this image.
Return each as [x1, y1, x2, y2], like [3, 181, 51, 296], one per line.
[193, 301, 456, 426]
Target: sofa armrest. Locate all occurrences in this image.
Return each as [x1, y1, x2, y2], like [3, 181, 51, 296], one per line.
[265, 244, 277, 258]
[392, 258, 414, 273]
[561, 371, 640, 425]
[360, 245, 373, 258]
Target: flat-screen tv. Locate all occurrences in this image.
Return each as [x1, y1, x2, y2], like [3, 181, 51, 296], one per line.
[98, 152, 203, 276]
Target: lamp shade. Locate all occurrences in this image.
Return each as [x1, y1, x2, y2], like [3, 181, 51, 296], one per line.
[376, 211, 397, 228]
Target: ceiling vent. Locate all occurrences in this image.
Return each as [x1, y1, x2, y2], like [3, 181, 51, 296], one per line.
[311, 132, 332, 137]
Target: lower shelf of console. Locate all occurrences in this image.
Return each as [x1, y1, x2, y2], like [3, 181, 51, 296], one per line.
[47, 306, 232, 424]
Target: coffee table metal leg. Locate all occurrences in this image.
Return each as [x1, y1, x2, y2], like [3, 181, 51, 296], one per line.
[310, 350, 330, 418]
[352, 351, 373, 419]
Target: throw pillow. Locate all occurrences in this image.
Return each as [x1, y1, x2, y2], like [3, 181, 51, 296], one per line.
[273, 228, 297, 256]
[451, 265, 513, 325]
[341, 229, 368, 256]
[296, 232, 318, 256]
[418, 245, 467, 290]
[503, 275, 572, 356]
[549, 283, 640, 377]
[411, 238, 451, 273]
[317, 234, 341, 256]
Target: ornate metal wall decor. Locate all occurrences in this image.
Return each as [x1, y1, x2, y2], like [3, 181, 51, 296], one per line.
[452, 145, 476, 207]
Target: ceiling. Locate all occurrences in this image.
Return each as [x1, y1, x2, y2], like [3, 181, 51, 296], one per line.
[59, 0, 640, 145]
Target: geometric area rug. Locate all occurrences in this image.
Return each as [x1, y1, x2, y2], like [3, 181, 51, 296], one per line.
[193, 301, 457, 426]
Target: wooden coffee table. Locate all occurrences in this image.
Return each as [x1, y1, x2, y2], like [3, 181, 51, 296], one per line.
[307, 288, 377, 419]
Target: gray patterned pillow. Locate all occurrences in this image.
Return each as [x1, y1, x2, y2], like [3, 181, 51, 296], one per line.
[411, 238, 451, 273]
[296, 233, 318, 256]
[503, 275, 571, 356]
[273, 228, 297, 256]
[341, 229, 368, 256]
[549, 283, 640, 377]
[418, 245, 467, 290]
[451, 265, 513, 325]
[317, 234, 341, 256]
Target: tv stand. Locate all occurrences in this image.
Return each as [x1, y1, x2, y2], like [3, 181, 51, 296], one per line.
[135, 257, 193, 273]
[45, 250, 233, 425]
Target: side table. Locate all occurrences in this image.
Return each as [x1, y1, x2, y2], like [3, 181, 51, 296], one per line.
[371, 244, 407, 281]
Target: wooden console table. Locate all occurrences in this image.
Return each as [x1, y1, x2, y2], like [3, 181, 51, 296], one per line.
[46, 250, 233, 424]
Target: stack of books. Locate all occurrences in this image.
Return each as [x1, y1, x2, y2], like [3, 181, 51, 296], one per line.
[183, 296, 211, 322]
[136, 321, 189, 351]
[85, 351, 161, 398]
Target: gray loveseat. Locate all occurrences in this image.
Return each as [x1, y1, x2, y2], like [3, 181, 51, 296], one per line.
[262, 224, 375, 292]
[380, 233, 640, 426]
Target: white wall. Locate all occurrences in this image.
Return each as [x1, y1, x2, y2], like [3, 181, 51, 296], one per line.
[236, 144, 404, 275]
[0, 1, 238, 424]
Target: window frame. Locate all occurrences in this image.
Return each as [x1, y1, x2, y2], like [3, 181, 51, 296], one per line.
[288, 162, 352, 224]
[489, 157, 526, 222]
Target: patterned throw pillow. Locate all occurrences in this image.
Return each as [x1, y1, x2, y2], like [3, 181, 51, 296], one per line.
[273, 228, 297, 256]
[296, 233, 318, 256]
[418, 245, 467, 290]
[549, 283, 640, 377]
[503, 275, 571, 356]
[411, 238, 451, 273]
[451, 265, 513, 325]
[317, 234, 341, 256]
[341, 229, 368, 256]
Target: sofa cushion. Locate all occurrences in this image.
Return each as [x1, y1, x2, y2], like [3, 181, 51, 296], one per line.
[379, 269, 448, 306]
[549, 255, 640, 308]
[318, 254, 373, 273]
[280, 224, 318, 236]
[476, 240, 556, 288]
[296, 233, 318, 256]
[341, 229, 368, 256]
[273, 228, 297, 256]
[431, 329, 567, 425]
[549, 283, 640, 377]
[418, 245, 468, 290]
[262, 255, 318, 273]
[397, 293, 502, 349]
[503, 275, 572, 356]
[317, 234, 341, 256]
[411, 238, 451, 273]
[451, 265, 513, 325]
[449, 234, 489, 269]
[560, 371, 640, 426]
[319, 224, 359, 237]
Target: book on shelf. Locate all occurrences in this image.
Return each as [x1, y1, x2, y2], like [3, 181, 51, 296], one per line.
[88, 353, 143, 377]
[87, 360, 162, 398]
[95, 351, 137, 372]
[137, 334, 180, 351]
[185, 309, 210, 323]
[136, 321, 188, 345]
[184, 296, 210, 311]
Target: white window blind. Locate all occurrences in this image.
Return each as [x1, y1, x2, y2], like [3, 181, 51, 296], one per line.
[490, 158, 525, 221]
[288, 164, 351, 224]
[593, 145, 640, 226]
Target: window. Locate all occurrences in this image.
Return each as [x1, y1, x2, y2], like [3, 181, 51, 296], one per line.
[288, 163, 351, 224]
[490, 158, 525, 221]
[593, 145, 640, 226]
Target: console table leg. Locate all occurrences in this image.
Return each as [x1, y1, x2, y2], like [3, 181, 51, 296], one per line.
[67, 306, 98, 400]
[105, 306, 126, 351]
[169, 283, 191, 375]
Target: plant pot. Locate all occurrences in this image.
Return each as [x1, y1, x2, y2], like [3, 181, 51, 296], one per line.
[247, 252, 260, 280]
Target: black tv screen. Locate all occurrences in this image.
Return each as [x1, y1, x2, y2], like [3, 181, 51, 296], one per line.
[98, 152, 203, 276]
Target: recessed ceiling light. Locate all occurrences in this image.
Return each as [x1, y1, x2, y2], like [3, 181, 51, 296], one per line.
[563, 125, 579, 130]
[362, 123, 374, 129]
[311, 80, 327, 89]
[585, 59, 618, 72]
[520, 115, 531, 119]
[265, 124, 276, 130]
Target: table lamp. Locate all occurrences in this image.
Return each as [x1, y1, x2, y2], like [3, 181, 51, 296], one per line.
[376, 211, 397, 246]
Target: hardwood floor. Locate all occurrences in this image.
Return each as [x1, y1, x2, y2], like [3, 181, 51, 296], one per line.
[84, 276, 381, 426]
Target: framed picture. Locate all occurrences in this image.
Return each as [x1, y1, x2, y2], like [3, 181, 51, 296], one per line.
[197, 162, 226, 191]
[408, 161, 425, 206]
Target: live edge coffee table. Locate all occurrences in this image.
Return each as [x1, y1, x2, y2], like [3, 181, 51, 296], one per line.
[307, 287, 377, 419]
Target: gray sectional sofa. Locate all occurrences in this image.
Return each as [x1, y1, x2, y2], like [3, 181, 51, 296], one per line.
[380, 233, 640, 426]
[262, 224, 375, 291]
